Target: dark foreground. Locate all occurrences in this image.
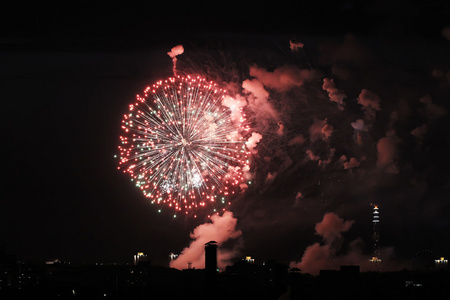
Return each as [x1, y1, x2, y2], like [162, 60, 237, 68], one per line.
[1, 258, 450, 300]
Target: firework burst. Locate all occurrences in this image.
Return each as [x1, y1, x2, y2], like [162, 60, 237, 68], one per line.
[118, 75, 251, 214]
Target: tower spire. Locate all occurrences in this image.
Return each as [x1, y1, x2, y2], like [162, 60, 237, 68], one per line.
[369, 204, 382, 270]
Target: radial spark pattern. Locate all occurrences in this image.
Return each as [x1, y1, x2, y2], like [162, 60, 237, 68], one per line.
[118, 75, 250, 213]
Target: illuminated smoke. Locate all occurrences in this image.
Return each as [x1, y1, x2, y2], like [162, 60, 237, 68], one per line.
[305, 149, 320, 162]
[376, 131, 401, 174]
[357, 89, 381, 120]
[242, 78, 279, 121]
[350, 119, 368, 145]
[290, 212, 355, 275]
[290, 212, 408, 275]
[309, 119, 333, 142]
[249, 65, 316, 92]
[411, 124, 427, 139]
[343, 157, 360, 169]
[277, 121, 284, 136]
[160, 34, 446, 273]
[419, 94, 447, 120]
[319, 148, 336, 167]
[169, 211, 242, 270]
[245, 132, 263, 151]
[322, 78, 346, 110]
[288, 134, 306, 146]
[167, 45, 184, 76]
[315, 212, 354, 243]
[289, 40, 304, 52]
[222, 95, 247, 123]
[351, 119, 368, 132]
[265, 171, 277, 184]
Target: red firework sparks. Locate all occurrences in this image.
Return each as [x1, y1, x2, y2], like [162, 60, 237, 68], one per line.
[117, 75, 251, 215]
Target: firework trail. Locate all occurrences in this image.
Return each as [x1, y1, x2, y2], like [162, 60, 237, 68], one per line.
[118, 75, 251, 215]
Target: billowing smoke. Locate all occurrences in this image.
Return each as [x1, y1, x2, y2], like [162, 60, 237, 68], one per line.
[315, 212, 354, 243]
[419, 94, 447, 119]
[376, 131, 401, 174]
[290, 212, 407, 275]
[322, 78, 346, 110]
[410, 124, 427, 139]
[289, 212, 355, 275]
[167, 45, 184, 76]
[170, 32, 449, 271]
[245, 132, 263, 151]
[222, 95, 247, 123]
[242, 78, 279, 121]
[249, 65, 316, 92]
[290, 40, 304, 52]
[343, 157, 360, 169]
[357, 89, 381, 120]
[170, 211, 242, 270]
[309, 118, 334, 142]
[288, 135, 306, 146]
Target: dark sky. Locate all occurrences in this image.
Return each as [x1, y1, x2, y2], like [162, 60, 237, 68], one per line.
[2, 1, 450, 269]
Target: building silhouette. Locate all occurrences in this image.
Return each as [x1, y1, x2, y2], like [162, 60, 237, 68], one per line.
[2, 251, 450, 299]
[205, 241, 218, 274]
[133, 252, 148, 266]
[435, 257, 448, 269]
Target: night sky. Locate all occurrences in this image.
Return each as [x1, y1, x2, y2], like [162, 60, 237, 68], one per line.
[2, 1, 450, 272]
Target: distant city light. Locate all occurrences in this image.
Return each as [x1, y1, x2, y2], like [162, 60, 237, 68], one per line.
[245, 256, 255, 263]
[435, 257, 448, 269]
[133, 252, 147, 265]
[169, 253, 178, 261]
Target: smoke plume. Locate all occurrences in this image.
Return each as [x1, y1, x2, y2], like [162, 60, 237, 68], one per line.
[290, 212, 406, 275]
[245, 132, 263, 151]
[172, 33, 450, 271]
[249, 64, 315, 92]
[167, 45, 184, 76]
[170, 211, 242, 270]
[376, 131, 401, 174]
[242, 78, 279, 121]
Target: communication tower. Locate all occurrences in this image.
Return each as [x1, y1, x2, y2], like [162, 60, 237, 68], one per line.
[369, 204, 382, 270]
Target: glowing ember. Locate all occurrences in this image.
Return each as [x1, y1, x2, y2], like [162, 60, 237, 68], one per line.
[118, 75, 250, 213]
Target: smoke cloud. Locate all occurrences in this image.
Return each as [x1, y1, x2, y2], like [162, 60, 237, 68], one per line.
[343, 157, 360, 169]
[249, 65, 316, 92]
[290, 213, 406, 275]
[376, 131, 401, 174]
[245, 132, 263, 151]
[315, 212, 355, 243]
[170, 211, 242, 270]
[171, 33, 449, 272]
[305, 149, 320, 162]
[167, 45, 184, 76]
[419, 94, 447, 120]
[410, 124, 427, 139]
[322, 78, 346, 110]
[222, 95, 247, 123]
[290, 40, 304, 52]
[357, 89, 381, 120]
[290, 212, 354, 275]
[309, 119, 333, 142]
[242, 78, 279, 121]
[288, 135, 306, 146]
